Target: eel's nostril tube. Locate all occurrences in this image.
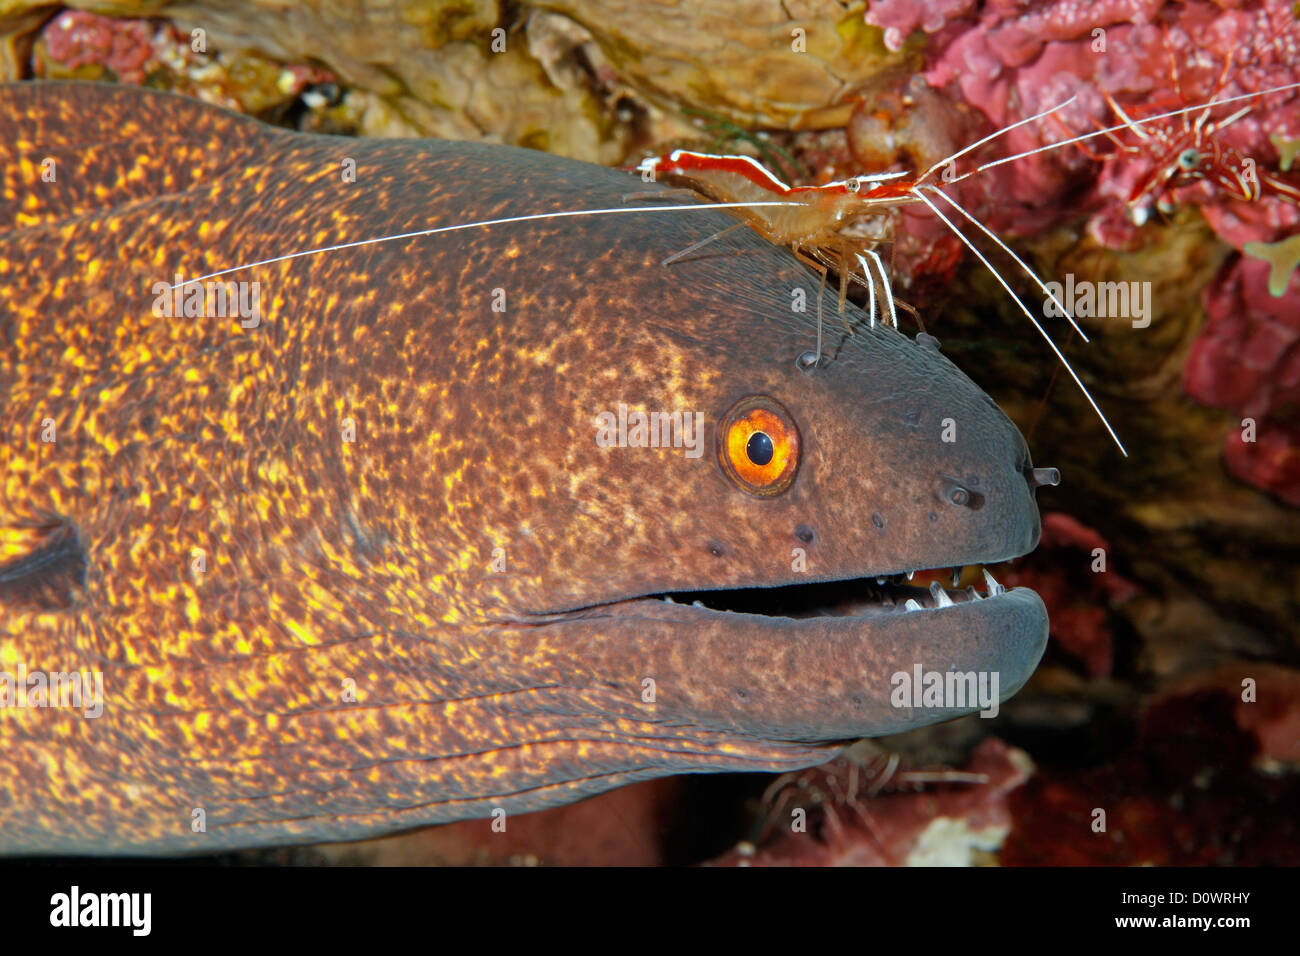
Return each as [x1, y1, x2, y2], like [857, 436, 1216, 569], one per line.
[1027, 466, 1061, 489]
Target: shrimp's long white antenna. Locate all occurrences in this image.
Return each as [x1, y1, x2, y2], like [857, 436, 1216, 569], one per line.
[179, 79, 1300, 291]
[922, 185, 1089, 342]
[909, 188, 1128, 457]
[950, 79, 1300, 186]
[916, 96, 1079, 187]
[170, 201, 800, 288]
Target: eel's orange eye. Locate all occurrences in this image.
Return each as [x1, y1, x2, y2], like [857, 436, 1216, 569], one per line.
[718, 396, 800, 496]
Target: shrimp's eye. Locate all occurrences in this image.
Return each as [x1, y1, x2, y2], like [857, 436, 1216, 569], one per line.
[844, 177, 862, 193]
[1178, 149, 1200, 171]
[718, 396, 801, 496]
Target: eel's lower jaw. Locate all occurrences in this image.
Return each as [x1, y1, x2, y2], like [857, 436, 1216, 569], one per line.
[564, 562, 1050, 740]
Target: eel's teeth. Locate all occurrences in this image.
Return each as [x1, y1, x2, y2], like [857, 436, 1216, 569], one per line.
[692, 600, 706, 608]
[966, 586, 981, 601]
[982, 568, 1005, 596]
[904, 598, 923, 612]
[876, 576, 888, 585]
[929, 581, 954, 608]
[906, 570, 916, 581]
[951, 567, 963, 588]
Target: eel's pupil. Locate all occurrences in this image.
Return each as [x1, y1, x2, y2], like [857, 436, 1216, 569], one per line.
[746, 431, 774, 467]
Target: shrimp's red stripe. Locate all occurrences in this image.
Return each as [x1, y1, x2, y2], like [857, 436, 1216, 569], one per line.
[654, 150, 911, 200]
[661, 150, 796, 194]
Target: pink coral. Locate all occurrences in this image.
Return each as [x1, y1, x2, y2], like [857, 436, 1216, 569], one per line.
[906, 1, 1300, 244]
[868, 0, 1300, 503]
[1187, 255, 1300, 505]
[1004, 666, 1300, 864]
[865, 0, 978, 53]
[41, 11, 156, 84]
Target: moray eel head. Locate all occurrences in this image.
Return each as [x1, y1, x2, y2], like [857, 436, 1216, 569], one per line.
[1, 82, 1050, 852]
[474, 234, 1051, 749]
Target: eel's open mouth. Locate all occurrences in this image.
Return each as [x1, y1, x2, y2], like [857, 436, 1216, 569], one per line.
[649, 565, 1017, 620]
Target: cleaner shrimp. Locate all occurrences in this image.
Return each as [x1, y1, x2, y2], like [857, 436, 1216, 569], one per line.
[1087, 26, 1300, 225]
[176, 78, 1300, 460]
[633, 94, 1088, 350]
[755, 750, 989, 862]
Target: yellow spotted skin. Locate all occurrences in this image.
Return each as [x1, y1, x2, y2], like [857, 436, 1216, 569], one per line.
[0, 82, 1048, 854]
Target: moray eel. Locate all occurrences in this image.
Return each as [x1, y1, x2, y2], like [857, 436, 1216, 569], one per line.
[0, 81, 1051, 854]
